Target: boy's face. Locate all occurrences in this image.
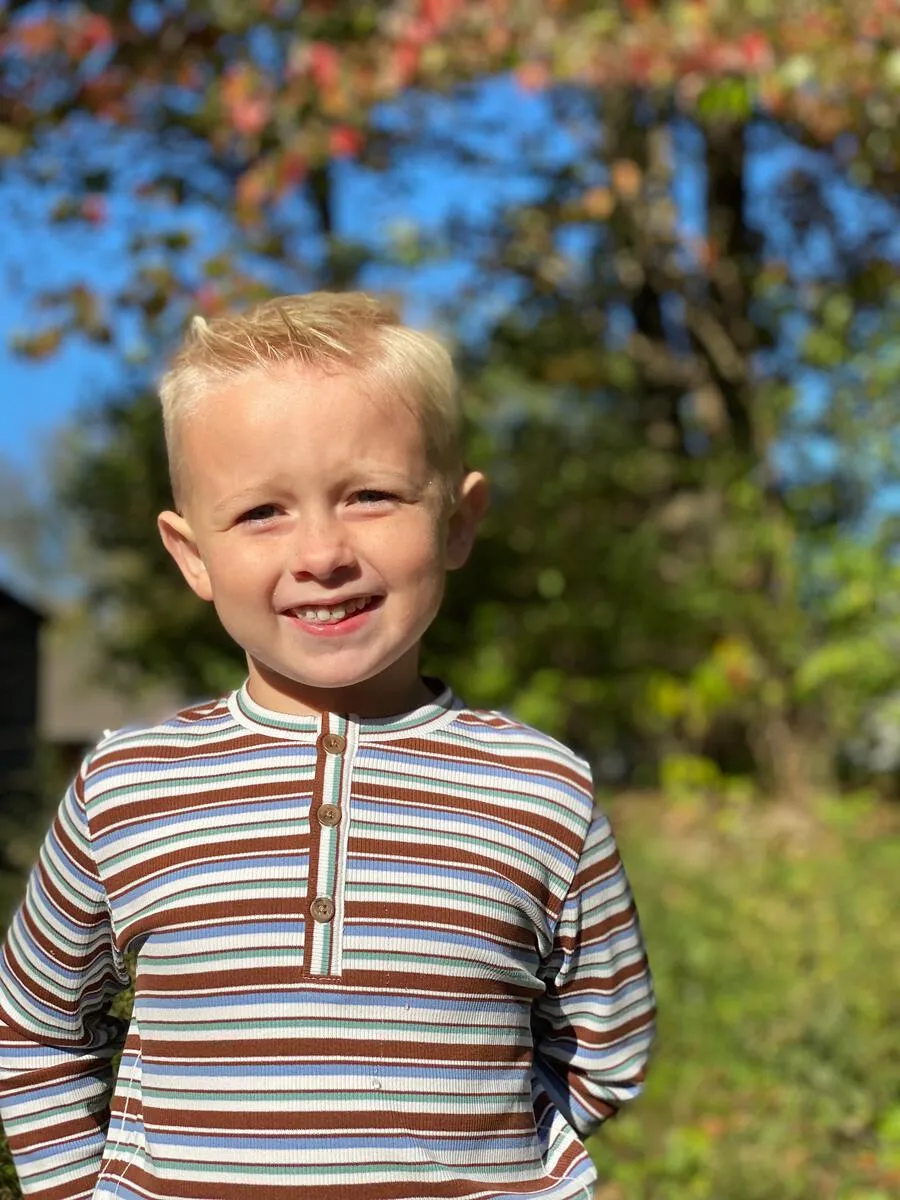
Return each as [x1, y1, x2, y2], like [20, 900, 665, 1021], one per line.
[158, 365, 486, 717]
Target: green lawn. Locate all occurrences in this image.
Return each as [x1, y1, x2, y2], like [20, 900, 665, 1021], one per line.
[1, 795, 898, 1200]
[589, 794, 900, 1200]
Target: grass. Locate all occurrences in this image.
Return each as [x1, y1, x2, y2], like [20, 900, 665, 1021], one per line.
[589, 792, 900, 1199]
[1, 794, 898, 1199]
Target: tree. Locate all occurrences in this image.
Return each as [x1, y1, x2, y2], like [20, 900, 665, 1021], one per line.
[4, 0, 900, 794]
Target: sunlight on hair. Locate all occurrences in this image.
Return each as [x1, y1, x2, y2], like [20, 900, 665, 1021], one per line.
[159, 293, 463, 506]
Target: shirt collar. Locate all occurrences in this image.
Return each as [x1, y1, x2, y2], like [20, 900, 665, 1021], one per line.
[227, 678, 463, 743]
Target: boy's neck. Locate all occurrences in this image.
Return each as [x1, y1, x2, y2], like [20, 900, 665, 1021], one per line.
[244, 655, 437, 719]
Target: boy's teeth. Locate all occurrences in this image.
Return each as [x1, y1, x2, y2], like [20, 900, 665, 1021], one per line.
[294, 597, 368, 623]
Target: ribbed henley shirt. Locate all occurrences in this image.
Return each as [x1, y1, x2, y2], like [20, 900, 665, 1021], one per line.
[0, 682, 655, 1200]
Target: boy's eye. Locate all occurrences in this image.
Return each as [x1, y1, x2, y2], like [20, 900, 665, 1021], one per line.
[238, 504, 279, 524]
[352, 489, 398, 505]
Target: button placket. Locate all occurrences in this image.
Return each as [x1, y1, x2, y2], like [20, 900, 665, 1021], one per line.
[305, 715, 355, 977]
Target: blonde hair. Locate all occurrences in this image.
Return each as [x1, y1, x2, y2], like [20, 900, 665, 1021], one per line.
[158, 291, 463, 506]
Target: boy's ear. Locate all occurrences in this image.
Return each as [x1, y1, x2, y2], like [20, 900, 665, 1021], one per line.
[157, 510, 213, 602]
[446, 470, 489, 571]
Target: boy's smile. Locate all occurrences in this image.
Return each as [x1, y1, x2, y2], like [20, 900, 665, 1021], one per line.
[158, 364, 486, 717]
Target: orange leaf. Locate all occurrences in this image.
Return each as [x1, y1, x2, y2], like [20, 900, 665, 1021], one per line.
[221, 62, 253, 105]
[611, 159, 643, 200]
[17, 328, 64, 360]
[515, 61, 550, 92]
[15, 18, 59, 56]
[582, 186, 616, 220]
[236, 168, 268, 210]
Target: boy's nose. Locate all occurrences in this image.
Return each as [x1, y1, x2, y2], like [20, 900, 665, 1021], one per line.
[289, 516, 355, 581]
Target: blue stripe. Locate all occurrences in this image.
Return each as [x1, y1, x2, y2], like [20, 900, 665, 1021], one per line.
[89, 743, 316, 784]
[143, 1061, 521, 1079]
[142, 989, 518, 1011]
[94, 801, 313, 851]
[120, 854, 310, 903]
[352, 799, 577, 867]
[145, 1130, 539, 1151]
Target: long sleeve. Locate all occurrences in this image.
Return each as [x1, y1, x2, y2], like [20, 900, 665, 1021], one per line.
[531, 805, 656, 1140]
[0, 764, 131, 1199]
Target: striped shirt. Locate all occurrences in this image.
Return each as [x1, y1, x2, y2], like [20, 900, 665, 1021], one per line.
[0, 681, 655, 1200]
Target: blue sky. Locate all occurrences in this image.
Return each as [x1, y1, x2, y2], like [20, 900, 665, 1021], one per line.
[0, 75, 563, 476]
[1, 78, 896, 491]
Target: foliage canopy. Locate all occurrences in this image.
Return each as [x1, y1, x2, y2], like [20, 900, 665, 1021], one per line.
[2, 1, 900, 793]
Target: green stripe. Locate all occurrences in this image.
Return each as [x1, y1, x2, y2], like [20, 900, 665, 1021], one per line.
[102, 819, 311, 870]
[136, 1017, 522, 1035]
[95, 765, 317, 804]
[354, 765, 585, 825]
[350, 818, 571, 889]
[140, 1086, 522, 1106]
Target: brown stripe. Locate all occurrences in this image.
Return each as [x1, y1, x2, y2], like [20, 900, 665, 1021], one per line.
[353, 781, 586, 851]
[135, 1108, 535, 1134]
[344, 839, 557, 907]
[90, 775, 317, 834]
[106, 833, 311, 894]
[135, 966, 541, 1000]
[107, 1162, 565, 1200]
[138, 1036, 531, 1063]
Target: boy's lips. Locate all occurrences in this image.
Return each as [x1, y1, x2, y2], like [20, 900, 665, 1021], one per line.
[281, 594, 382, 627]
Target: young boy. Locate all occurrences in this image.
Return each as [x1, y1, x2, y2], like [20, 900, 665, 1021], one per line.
[0, 292, 654, 1200]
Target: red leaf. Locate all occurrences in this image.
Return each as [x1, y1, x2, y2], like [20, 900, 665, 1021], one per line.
[276, 151, 307, 196]
[391, 41, 421, 87]
[81, 195, 107, 224]
[739, 31, 772, 71]
[310, 42, 341, 91]
[627, 46, 654, 85]
[67, 13, 114, 58]
[329, 125, 364, 159]
[195, 285, 224, 316]
[230, 96, 271, 136]
[420, 0, 462, 29]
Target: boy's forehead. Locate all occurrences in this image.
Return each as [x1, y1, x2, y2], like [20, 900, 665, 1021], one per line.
[182, 363, 419, 431]
[175, 365, 430, 489]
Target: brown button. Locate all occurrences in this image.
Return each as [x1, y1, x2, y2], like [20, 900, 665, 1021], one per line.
[317, 804, 342, 827]
[320, 733, 346, 755]
[310, 896, 335, 923]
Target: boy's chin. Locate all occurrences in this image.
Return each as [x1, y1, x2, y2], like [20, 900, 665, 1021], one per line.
[245, 654, 427, 715]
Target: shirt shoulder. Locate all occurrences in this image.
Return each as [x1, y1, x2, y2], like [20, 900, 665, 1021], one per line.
[443, 703, 595, 817]
[81, 693, 239, 781]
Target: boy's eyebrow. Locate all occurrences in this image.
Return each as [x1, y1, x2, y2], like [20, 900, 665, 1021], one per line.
[208, 467, 430, 519]
[210, 487, 270, 518]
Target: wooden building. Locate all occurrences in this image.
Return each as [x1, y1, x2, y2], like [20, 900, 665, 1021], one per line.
[1, 577, 190, 809]
[0, 582, 45, 813]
